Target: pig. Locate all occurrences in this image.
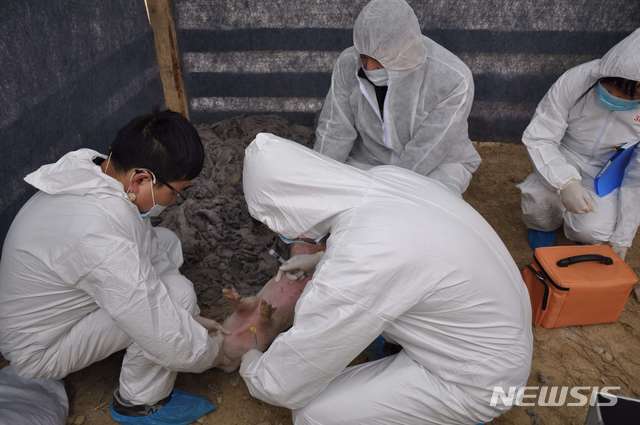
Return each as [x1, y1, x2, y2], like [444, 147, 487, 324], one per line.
[214, 275, 312, 371]
[213, 242, 324, 372]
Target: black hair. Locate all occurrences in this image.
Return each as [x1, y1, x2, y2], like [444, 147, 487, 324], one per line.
[109, 109, 204, 182]
[600, 77, 639, 99]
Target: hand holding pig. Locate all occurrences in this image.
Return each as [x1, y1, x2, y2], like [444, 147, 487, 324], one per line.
[193, 315, 232, 370]
[276, 251, 324, 281]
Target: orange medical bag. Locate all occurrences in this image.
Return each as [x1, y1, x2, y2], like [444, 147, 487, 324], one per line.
[522, 245, 637, 328]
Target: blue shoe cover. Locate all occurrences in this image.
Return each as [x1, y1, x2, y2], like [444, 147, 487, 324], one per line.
[527, 229, 556, 249]
[110, 390, 215, 425]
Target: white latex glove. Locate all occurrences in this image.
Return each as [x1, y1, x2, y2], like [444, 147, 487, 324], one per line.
[275, 251, 324, 281]
[611, 244, 629, 260]
[560, 180, 594, 214]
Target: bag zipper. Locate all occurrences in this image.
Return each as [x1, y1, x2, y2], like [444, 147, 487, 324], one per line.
[528, 258, 570, 311]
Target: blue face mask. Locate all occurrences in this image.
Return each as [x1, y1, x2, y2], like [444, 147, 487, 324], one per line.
[596, 82, 640, 112]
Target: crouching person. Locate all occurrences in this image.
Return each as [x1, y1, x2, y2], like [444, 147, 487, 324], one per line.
[239, 133, 533, 425]
[519, 28, 640, 257]
[0, 111, 223, 424]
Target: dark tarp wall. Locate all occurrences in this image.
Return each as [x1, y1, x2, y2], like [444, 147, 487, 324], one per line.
[175, 0, 640, 141]
[0, 1, 164, 241]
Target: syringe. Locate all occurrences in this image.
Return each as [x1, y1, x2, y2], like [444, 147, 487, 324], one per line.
[268, 248, 286, 264]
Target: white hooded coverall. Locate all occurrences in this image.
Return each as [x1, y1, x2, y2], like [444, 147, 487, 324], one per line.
[314, 0, 481, 195]
[519, 28, 640, 249]
[240, 133, 533, 425]
[0, 149, 221, 405]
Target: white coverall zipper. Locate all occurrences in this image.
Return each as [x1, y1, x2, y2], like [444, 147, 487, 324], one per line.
[358, 79, 392, 149]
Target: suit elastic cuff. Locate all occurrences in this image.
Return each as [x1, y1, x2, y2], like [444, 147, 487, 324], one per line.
[240, 349, 263, 375]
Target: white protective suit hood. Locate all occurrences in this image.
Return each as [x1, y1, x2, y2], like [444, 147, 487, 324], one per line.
[244, 133, 373, 240]
[598, 28, 640, 82]
[24, 148, 125, 199]
[557, 28, 640, 100]
[315, 0, 480, 195]
[353, 0, 426, 71]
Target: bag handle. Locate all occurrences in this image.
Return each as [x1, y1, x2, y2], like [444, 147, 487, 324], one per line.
[556, 254, 613, 268]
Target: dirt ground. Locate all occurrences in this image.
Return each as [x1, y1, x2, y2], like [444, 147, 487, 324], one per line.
[24, 115, 640, 425]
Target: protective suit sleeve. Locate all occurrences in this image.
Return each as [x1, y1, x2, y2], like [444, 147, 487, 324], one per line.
[149, 226, 183, 276]
[391, 75, 473, 176]
[239, 281, 388, 409]
[521, 66, 593, 189]
[314, 52, 358, 162]
[610, 152, 640, 247]
[54, 232, 219, 373]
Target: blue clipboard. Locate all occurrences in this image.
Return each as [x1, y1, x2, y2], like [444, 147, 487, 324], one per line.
[594, 141, 640, 197]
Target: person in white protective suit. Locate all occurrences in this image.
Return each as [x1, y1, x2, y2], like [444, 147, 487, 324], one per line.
[0, 111, 225, 425]
[239, 133, 533, 425]
[314, 0, 481, 196]
[519, 28, 640, 258]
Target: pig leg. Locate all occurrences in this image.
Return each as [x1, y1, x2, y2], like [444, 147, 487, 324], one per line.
[259, 300, 277, 322]
[245, 300, 277, 351]
[222, 287, 260, 313]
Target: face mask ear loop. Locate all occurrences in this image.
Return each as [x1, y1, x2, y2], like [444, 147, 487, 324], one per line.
[105, 152, 112, 173]
[147, 170, 158, 208]
[150, 179, 156, 207]
[125, 170, 136, 194]
[126, 169, 157, 204]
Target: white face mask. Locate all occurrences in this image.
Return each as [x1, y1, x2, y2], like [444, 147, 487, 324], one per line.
[140, 202, 166, 219]
[363, 68, 388, 86]
[140, 179, 168, 219]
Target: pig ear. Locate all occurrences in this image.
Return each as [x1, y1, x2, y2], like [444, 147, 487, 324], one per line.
[259, 301, 277, 321]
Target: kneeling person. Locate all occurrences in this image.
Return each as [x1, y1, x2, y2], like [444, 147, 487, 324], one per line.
[519, 28, 640, 257]
[314, 0, 481, 195]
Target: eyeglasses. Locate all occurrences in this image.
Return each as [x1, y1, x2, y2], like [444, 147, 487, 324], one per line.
[159, 179, 188, 203]
[133, 168, 188, 203]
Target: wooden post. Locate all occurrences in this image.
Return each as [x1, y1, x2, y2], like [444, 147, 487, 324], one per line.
[145, 0, 189, 118]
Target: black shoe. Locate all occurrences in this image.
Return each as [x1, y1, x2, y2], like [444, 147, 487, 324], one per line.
[111, 389, 171, 417]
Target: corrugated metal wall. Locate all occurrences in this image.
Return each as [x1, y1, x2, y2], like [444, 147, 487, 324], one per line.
[0, 1, 164, 240]
[175, 0, 639, 141]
